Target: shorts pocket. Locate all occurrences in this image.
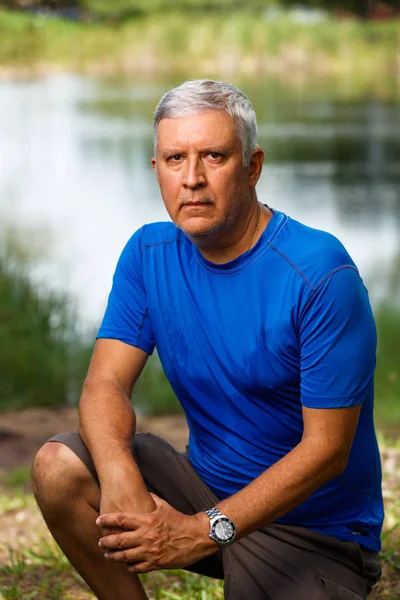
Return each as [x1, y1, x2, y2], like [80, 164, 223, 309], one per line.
[319, 577, 364, 600]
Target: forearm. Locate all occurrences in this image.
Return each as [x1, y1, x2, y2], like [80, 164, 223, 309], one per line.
[79, 376, 154, 509]
[214, 437, 347, 539]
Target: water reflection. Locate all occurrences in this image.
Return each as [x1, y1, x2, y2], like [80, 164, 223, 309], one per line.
[0, 74, 399, 325]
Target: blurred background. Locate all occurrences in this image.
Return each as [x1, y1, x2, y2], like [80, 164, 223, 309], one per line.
[0, 1, 399, 426]
[0, 2, 400, 598]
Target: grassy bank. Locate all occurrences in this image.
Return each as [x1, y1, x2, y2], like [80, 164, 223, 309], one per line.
[0, 9, 399, 78]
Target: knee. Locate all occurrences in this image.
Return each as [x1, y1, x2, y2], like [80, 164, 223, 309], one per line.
[32, 440, 91, 512]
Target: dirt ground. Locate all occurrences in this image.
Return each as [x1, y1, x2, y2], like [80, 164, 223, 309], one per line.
[0, 407, 189, 471]
[0, 408, 399, 599]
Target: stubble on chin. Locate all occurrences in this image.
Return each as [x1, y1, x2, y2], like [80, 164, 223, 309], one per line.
[181, 211, 238, 248]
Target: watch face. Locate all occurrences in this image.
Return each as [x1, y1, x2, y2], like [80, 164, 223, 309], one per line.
[213, 518, 235, 542]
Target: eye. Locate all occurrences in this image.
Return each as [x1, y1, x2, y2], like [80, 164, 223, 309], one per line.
[168, 154, 183, 162]
[208, 152, 222, 160]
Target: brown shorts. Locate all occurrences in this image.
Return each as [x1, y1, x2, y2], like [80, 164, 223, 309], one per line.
[47, 431, 381, 600]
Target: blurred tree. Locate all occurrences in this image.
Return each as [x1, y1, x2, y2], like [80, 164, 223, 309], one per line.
[78, 0, 268, 19]
[0, 0, 79, 10]
[274, 0, 398, 19]
[0, 232, 92, 411]
[0, 0, 262, 12]
[0, 0, 397, 20]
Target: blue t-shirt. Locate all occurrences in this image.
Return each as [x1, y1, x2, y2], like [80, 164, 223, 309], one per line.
[98, 210, 384, 551]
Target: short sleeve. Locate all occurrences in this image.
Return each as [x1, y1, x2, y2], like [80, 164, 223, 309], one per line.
[97, 229, 155, 354]
[299, 267, 376, 408]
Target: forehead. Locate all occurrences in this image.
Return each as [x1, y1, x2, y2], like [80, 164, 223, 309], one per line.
[156, 110, 240, 150]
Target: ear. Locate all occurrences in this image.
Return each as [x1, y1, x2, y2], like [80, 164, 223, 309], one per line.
[151, 157, 159, 181]
[248, 148, 264, 188]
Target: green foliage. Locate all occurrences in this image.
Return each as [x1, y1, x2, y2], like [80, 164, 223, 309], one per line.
[1, 0, 398, 19]
[0, 0, 270, 18]
[0, 230, 181, 416]
[81, 0, 270, 20]
[284, 0, 398, 18]
[133, 354, 183, 416]
[0, 233, 92, 412]
[374, 304, 400, 427]
[0, 8, 399, 77]
[0, 466, 32, 489]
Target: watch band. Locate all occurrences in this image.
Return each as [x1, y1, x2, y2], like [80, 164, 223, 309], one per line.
[205, 507, 224, 520]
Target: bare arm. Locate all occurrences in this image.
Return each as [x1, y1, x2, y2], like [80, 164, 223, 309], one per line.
[79, 338, 155, 512]
[210, 404, 361, 538]
[97, 403, 362, 572]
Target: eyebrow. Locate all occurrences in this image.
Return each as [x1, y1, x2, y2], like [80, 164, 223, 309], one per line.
[160, 146, 231, 158]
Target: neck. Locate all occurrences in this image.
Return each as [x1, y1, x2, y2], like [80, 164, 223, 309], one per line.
[192, 200, 272, 265]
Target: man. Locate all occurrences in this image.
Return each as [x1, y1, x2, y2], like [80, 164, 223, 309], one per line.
[32, 80, 383, 600]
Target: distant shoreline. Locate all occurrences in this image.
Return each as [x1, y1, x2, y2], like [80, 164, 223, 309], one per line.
[0, 10, 399, 81]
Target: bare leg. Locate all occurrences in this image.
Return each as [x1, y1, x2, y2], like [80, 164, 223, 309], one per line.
[31, 442, 148, 600]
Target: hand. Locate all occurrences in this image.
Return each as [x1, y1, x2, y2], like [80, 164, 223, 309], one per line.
[99, 490, 155, 526]
[96, 494, 217, 573]
[98, 487, 156, 571]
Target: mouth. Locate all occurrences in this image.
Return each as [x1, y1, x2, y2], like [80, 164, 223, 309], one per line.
[183, 201, 212, 207]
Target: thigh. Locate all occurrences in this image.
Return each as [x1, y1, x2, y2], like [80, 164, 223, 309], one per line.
[47, 431, 224, 580]
[223, 524, 373, 600]
[47, 432, 379, 596]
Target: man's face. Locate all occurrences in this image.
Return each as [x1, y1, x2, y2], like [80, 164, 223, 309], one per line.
[152, 110, 257, 238]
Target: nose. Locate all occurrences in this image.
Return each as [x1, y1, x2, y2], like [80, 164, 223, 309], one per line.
[182, 157, 206, 189]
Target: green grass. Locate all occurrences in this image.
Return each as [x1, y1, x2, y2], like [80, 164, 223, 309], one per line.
[0, 535, 224, 599]
[0, 9, 399, 79]
[0, 543, 84, 599]
[133, 354, 183, 417]
[0, 467, 33, 490]
[0, 492, 34, 513]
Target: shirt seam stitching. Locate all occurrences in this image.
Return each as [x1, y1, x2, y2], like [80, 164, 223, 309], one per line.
[142, 239, 180, 248]
[300, 265, 360, 322]
[97, 331, 153, 350]
[98, 326, 151, 340]
[313, 264, 360, 293]
[269, 244, 314, 290]
[302, 394, 364, 401]
[136, 307, 149, 346]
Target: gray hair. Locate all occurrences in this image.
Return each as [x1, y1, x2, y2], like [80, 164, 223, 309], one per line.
[153, 79, 258, 167]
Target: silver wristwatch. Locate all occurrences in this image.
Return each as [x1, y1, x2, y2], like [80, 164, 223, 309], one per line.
[205, 507, 237, 546]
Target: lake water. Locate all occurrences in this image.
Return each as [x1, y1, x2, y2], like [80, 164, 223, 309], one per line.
[0, 74, 399, 328]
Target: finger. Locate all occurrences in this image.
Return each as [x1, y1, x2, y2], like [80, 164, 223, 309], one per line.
[99, 532, 140, 551]
[126, 562, 153, 574]
[101, 526, 124, 537]
[149, 493, 167, 509]
[149, 492, 162, 504]
[103, 547, 144, 564]
[96, 512, 142, 530]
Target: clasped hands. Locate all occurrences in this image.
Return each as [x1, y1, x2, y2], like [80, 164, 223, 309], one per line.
[96, 493, 217, 574]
